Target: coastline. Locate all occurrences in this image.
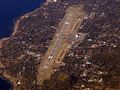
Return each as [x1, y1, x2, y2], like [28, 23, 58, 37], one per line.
[0, 0, 51, 89]
[0, 37, 9, 48]
[0, 73, 16, 90]
[0, 0, 51, 49]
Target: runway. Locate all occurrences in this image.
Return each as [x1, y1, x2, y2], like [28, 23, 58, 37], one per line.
[37, 6, 87, 85]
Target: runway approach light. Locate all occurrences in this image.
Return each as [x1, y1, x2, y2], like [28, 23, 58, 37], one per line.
[65, 22, 69, 25]
[75, 34, 79, 38]
[17, 81, 21, 85]
[44, 66, 48, 69]
[79, 18, 81, 20]
[48, 55, 53, 59]
[53, 0, 57, 2]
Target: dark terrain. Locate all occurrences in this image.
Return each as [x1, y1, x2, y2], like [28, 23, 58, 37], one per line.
[0, 0, 120, 90]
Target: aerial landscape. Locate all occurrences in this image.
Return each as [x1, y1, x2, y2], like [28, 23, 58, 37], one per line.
[0, 0, 120, 90]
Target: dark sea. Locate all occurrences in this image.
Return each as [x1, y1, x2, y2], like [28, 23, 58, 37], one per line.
[0, 0, 44, 89]
[0, 0, 44, 39]
[0, 77, 12, 90]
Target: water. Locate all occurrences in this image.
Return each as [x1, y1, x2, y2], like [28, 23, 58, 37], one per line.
[0, 77, 12, 90]
[0, 0, 44, 39]
[0, 0, 44, 89]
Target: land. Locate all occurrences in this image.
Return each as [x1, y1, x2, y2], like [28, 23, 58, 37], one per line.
[37, 6, 87, 84]
[0, 0, 120, 90]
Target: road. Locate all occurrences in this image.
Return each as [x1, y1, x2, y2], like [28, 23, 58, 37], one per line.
[37, 6, 87, 85]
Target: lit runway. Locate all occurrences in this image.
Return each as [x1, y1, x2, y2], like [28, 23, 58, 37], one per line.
[37, 6, 87, 85]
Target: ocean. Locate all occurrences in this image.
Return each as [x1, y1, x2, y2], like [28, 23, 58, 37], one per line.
[0, 77, 12, 90]
[0, 0, 44, 39]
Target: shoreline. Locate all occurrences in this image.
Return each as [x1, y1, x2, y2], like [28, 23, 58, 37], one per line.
[0, 74, 15, 90]
[0, 0, 52, 89]
[0, 0, 52, 49]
